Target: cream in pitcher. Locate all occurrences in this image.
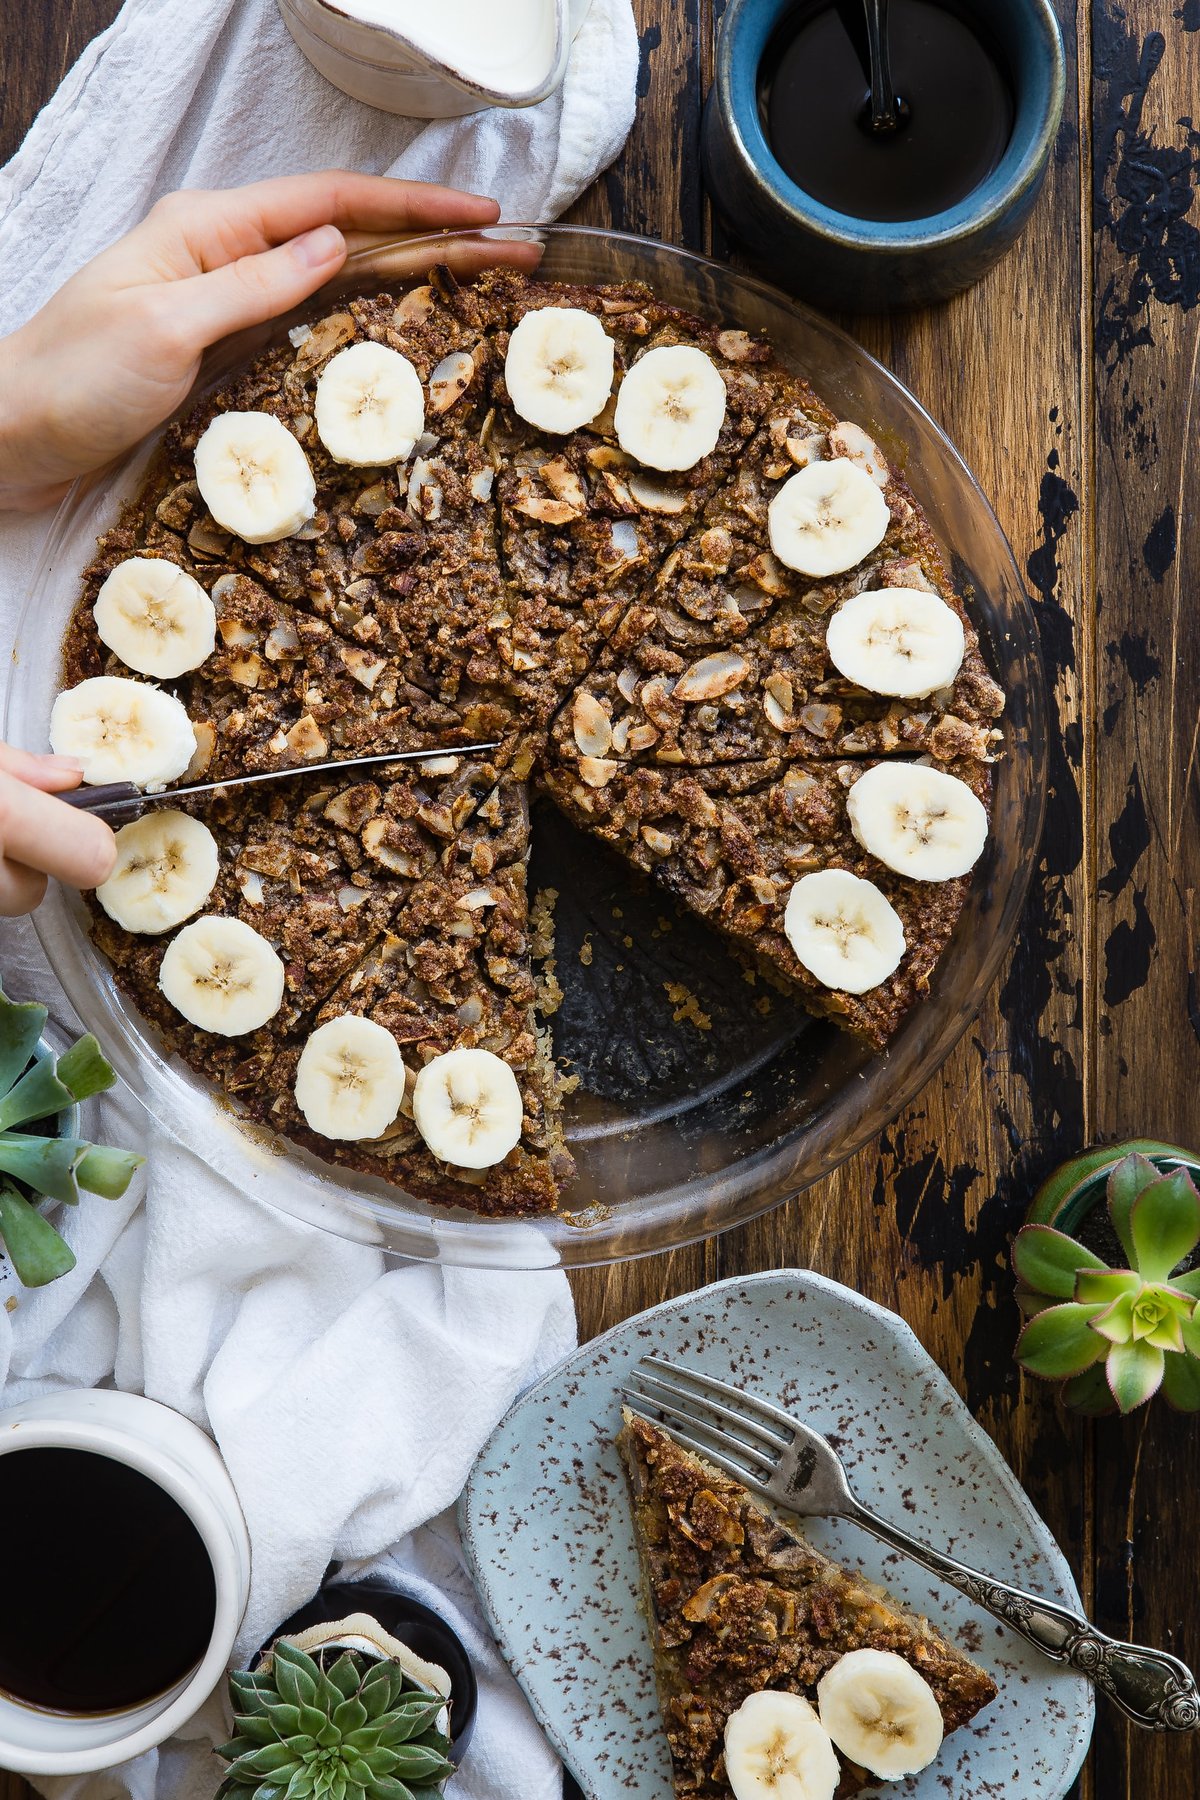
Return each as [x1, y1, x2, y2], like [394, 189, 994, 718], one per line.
[336, 0, 563, 92]
[277, 0, 589, 115]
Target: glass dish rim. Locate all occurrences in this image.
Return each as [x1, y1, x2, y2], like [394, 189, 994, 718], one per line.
[8, 221, 1048, 1270]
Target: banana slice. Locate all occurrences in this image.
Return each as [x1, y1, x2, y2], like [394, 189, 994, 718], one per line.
[723, 1690, 840, 1800]
[783, 868, 905, 994]
[817, 1649, 944, 1780]
[194, 411, 316, 544]
[768, 458, 890, 577]
[95, 810, 219, 934]
[505, 306, 616, 434]
[315, 341, 426, 466]
[93, 557, 217, 680]
[847, 763, 988, 881]
[826, 587, 965, 697]
[615, 345, 727, 472]
[294, 1014, 408, 1141]
[158, 915, 285, 1036]
[411, 1046, 523, 1169]
[50, 676, 197, 790]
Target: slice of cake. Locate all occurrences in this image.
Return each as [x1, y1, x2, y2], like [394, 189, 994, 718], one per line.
[618, 1410, 996, 1800]
[547, 553, 1003, 774]
[546, 412, 1005, 774]
[541, 755, 990, 1049]
[86, 750, 512, 1111]
[483, 272, 796, 726]
[261, 779, 573, 1215]
[63, 565, 488, 781]
[90, 270, 525, 744]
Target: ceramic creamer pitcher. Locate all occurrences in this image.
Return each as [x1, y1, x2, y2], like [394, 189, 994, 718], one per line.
[278, 0, 592, 117]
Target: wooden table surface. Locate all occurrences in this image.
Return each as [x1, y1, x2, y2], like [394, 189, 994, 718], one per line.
[4, 2, 1200, 1796]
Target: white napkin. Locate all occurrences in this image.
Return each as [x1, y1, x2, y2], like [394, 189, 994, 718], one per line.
[0, 0, 639, 1792]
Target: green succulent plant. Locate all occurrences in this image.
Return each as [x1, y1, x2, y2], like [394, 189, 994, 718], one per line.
[0, 987, 143, 1288]
[1013, 1151, 1200, 1414]
[216, 1640, 454, 1800]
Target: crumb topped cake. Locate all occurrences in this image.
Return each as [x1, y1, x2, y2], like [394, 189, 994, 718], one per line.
[55, 264, 1006, 1217]
[618, 1410, 996, 1799]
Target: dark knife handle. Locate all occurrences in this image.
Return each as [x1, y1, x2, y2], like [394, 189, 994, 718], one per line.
[59, 782, 147, 820]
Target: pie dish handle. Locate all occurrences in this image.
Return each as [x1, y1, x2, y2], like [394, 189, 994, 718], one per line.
[843, 1496, 1200, 1730]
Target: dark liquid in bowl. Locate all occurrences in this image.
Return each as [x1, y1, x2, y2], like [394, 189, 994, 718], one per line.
[0, 1448, 217, 1713]
[759, 0, 1014, 223]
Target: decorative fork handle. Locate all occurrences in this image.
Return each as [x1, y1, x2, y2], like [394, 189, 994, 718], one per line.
[842, 1496, 1200, 1730]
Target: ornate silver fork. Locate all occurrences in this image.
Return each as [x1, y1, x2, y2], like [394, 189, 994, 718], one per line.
[624, 1354, 1200, 1732]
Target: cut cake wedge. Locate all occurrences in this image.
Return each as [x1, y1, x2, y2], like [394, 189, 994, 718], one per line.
[618, 1409, 996, 1800]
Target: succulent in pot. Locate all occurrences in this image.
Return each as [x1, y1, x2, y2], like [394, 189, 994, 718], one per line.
[269, 1579, 476, 1760]
[0, 987, 144, 1288]
[1013, 1149, 1200, 1415]
[216, 1637, 455, 1800]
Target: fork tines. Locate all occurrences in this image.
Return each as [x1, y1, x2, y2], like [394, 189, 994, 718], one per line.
[621, 1354, 792, 1494]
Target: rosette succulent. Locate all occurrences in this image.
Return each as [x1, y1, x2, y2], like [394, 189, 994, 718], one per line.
[216, 1640, 454, 1800]
[0, 987, 143, 1288]
[1013, 1151, 1200, 1414]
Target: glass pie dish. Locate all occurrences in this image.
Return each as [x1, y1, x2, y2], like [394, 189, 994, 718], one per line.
[5, 225, 1046, 1270]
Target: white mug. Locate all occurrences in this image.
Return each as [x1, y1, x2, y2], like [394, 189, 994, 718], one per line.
[0, 1389, 251, 1775]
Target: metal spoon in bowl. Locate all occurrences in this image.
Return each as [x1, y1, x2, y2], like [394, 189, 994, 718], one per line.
[861, 0, 908, 134]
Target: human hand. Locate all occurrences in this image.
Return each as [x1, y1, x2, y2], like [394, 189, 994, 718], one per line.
[0, 745, 117, 915]
[0, 171, 500, 511]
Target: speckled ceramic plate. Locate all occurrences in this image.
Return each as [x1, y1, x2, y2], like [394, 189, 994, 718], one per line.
[460, 1272, 1094, 1799]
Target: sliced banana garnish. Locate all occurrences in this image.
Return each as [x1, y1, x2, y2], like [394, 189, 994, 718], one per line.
[505, 306, 616, 434]
[315, 341, 426, 466]
[615, 344, 727, 472]
[768, 458, 890, 577]
[50, 675, 197, 791]
[194, 411, 316, 544]
[95, 810, 219, 934]
[93, 557, 216, 679]
[411, 1046, 523, 1170]
[847, 763, 988, 881]
[817, 1648, 944, 1780]
[826, 587, 965, 697]
[158, 915, 285, 1036]
[294, 1014, 408, 1141]
[723, 1689, 840, 1800]
[783, 868, 905, 994]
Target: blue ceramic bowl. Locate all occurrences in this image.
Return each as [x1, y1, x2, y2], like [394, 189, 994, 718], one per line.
[702, 0, 1066, 310]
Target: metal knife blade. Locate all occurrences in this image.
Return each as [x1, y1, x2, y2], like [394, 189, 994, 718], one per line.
[58, 742, 503, 822]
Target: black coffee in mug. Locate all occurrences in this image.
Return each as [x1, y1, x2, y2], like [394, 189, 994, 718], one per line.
[0, 1447, 217, 1713]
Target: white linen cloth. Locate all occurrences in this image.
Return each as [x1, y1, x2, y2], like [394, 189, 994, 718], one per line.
[0, 0, 639, 1793]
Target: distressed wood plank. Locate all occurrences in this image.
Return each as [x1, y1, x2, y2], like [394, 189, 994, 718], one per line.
[1088, 3, 1200, 1796]
[0, 0, 122, 164]
[562, 0, 707, 248]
